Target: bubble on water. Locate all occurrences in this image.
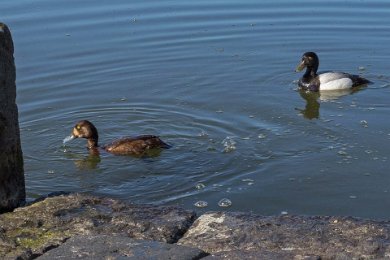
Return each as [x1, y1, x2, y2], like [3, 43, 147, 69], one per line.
[360, 120, 368, 128]
[365, 150, 373, 154]
[218, 198, 232, 208]
[337, 150, 348, 156]
[195, 183, 206, 190]
[281, 211, 288, 215]
[194, 201, 208, 208]
[63, 135, 75, 144]
[48, 170, 55, 174]
[222, 137, 236, 153]
[349, 195, 357, 199]
[358, 66, 366, 71]
[242, 178, 254, 182]
[198, 130, 208, 137]
[258, 133, 266, 139]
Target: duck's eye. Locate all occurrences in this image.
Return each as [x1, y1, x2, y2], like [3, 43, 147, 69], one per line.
[76, 125, 81, 130]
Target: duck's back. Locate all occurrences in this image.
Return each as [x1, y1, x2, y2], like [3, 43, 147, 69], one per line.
[104, 135, 170, 155]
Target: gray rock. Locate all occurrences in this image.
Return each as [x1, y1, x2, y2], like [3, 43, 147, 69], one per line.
[203, 250, 288, 259]
[203, 250, 319, 260]
[37, 234, 208, 260]
[0, 22, 25, 213]
[178, 211, 390, 259]
[4, 194, 390, 259]
[0, 193, 196, 259]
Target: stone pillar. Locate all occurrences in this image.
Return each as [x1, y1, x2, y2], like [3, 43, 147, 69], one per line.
[0, 22, 25, 212]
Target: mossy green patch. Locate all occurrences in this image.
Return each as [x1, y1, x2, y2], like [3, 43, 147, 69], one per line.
[10, 227, 70, 251]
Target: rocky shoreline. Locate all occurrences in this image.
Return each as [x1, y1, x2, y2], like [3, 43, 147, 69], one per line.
[1, 193, 390, 259]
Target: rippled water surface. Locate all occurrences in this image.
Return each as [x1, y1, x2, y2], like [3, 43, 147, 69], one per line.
[3, 0, 390, 219]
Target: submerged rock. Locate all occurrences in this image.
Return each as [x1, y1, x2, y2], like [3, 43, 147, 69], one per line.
[0, 22, 25, 213]
[0, 193, 196, 259]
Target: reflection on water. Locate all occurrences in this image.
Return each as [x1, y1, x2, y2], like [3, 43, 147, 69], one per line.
[74, 153, 101, 170]
[297, 90, 321, 120]
[297, 86, 367, 120]
[319, 89, 354, 101]
[319, 86, 366, 101]
[63, 150, 101, 170]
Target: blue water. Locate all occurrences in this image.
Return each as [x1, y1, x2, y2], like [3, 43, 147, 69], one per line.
[2, 0, 390, 219]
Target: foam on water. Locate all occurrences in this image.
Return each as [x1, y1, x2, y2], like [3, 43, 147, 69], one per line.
[218, 198, 232, 208]
[194, 201, 208, 208]
[63, 135, 75, 144]
[222, 137, 236, 153]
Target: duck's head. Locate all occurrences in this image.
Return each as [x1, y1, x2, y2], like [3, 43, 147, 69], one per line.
[64, 120, 99, 148]
[295, 52, 319, 73]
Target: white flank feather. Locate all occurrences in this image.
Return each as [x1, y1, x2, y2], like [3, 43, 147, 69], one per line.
[318, 72, 353, 90]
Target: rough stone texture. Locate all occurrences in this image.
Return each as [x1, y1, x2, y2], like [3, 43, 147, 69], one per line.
[203, 250, 318, 260]
[37, 234, 208, 260]
[0, 22, 25, 213]
[0, 193, 196, 259]
[178, 211, 390, 259]
[3, 195, 390, 259]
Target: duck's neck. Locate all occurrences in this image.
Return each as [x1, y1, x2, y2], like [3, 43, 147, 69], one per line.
[87, 138, 99, 149]
[303, 67, 318, 78]
[303, 65, 318, 79]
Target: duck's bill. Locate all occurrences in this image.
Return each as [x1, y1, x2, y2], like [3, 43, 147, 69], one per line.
[295, 61, 306, 72]
[63, 134, 76, 144]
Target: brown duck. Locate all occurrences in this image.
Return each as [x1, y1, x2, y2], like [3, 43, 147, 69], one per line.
[64, 120, 170, 156]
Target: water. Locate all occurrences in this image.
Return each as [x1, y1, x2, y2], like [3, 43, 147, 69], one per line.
[2, 0, 390, 219]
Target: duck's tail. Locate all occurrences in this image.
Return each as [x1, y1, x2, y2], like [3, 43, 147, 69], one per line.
[352, 75, 372, 87]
